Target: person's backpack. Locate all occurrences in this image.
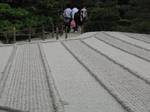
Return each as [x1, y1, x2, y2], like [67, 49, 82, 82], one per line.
[70, 19, 76, 29]
[80, 8, 87, 23]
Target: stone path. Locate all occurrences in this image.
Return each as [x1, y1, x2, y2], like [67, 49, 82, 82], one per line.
[0, 31, 150, 112]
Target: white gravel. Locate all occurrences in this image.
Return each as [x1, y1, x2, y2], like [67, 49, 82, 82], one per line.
[0, 31, 150, 112]
[0, 44, 54, 112]
[96, 32, 150, 62]
[64, 40, 150, 112]
[43, 42, 125, 112]
[0, 46, 13, 73]
[123, 32, 150, 43]
[105, 32, 150, 51]
[83, 37, 150, 83]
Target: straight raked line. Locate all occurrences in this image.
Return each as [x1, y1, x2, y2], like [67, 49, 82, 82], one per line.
[61, 41, 133, 112]
[0, 45, 30, 112]
[102, 32, 150, 52]
[94, 35, 150, 62]
[38, 43, 64, 112]
[80, 38, 150, 85]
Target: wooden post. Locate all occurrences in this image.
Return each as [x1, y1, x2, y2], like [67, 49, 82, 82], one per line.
[52, 23, 54, 38]
[42, 25, 45, 40]
[13, 27, 16, 43]
[60, 25, 64, 36]
[65, 27, 68, 39]
[56, 27, 59, 40]
[5, 32, 9, 44]
[81, 25, 84, 34]
[28, 27, 31, 42]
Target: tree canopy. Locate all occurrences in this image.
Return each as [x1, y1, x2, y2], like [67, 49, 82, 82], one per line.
[0, 0, 150, 33]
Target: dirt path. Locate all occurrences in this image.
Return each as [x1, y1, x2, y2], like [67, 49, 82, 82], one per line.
[63, 40, 150, 112]
[43, 42, 126, 112]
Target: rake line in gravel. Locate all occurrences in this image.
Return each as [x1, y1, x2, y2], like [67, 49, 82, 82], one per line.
[80, 39, 150, 85]
[0, 105, 29, 112]
[38, 43, 64, 112]
[93, 35, 150, 62]
[102, 32, 150, 52]
[123, 33, 150, 44]
[61, 41, 133, 112]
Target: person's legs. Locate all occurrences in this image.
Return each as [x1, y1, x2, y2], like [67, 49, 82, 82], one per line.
[74, 19, 78, 32]
[64, 18, 71, 33]
[67, 18, 71, 33]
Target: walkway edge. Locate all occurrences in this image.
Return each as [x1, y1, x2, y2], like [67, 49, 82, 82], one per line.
[38, 43, 64, 112]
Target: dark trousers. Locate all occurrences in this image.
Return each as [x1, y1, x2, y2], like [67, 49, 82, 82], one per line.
[64, 18, 71, 33]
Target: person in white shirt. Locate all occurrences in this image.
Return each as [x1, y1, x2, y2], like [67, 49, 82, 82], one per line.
[80, 7, 87, 25]
[63, 4, 72, 32]
[71, 7, 79, 31]
[71, 7, 79, 19]
[80, 7, 88, 33]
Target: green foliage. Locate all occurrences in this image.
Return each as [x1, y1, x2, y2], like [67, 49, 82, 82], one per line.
[85, 0, 150, 33]
[0, 20, 12, 30]
[85, 6, 120, 31]
[24, 15, 52, 27]
[0, 3, 11, 12]
[8, 8, 29, 18]
[130, 19, 150, 33]
[0, 0, 150, 34]
[119, 0, 150, 33]
[0, 3, 52, 31]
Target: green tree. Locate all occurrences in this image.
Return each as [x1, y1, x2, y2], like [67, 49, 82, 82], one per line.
[85, 0, 120, 31]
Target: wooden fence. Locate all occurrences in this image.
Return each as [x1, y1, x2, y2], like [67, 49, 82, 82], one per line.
[0, 24, 68, 44]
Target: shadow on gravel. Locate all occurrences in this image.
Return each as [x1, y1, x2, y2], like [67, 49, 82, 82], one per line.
[0, 105, 29, 112]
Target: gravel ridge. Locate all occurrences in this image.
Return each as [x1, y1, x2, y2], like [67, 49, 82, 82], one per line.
[83, 37, 150, 84]
[123, 33, 150, 44]
[0, 44, 54, 112]
[104, 32, 150, 52]
[63, 40, 150, 112]
[44, 42, 126, 112]
[38, 43, 64, 112]
[95, 33, 150, 62]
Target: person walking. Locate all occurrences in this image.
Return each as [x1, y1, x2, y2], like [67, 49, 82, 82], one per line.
[71, 7, 79, 32]
[63, 4, 72, 32]
[80, 7, 88, 33]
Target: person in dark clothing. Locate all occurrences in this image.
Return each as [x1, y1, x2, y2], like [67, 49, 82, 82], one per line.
[74, 10, 80, 31]
[71, 7, 79, 32]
